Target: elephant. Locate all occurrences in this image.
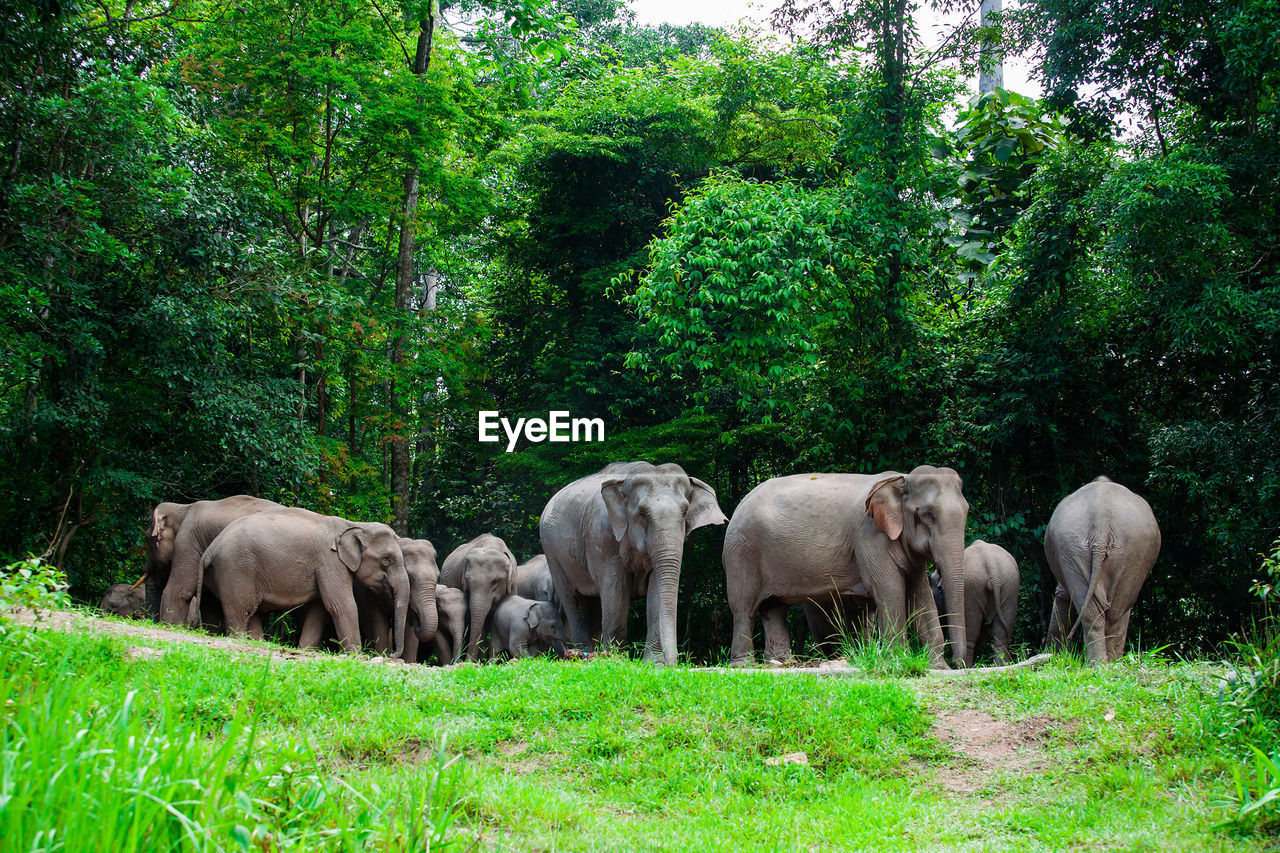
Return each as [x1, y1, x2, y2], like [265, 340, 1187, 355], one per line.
[801, 584, 876, 657]
[723, 466, 970, 668]
[99, 581, 147, 618]
[147, 495, 284, 627]
[491, 594, 570, 659]
[515, 554, 557, 604]
[1044, 476, 1161, 665]
[931, 540, 1019, 667]
[539, 461, 728, 666]
[433, 584, 466, 665]
[296, 535, 440, 659]
[200, 508, 410, 656]
[439, 534, 517, 662]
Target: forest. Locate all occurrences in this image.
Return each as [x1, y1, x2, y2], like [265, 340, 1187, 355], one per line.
[1, 0, 1278, 662]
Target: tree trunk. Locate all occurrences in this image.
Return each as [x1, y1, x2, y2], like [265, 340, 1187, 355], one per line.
[388, 10, 436, 537]
[978, 0, 1004, 95]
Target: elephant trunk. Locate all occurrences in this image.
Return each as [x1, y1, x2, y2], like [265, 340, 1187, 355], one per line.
[448, 605, 465, 664]
[390, 569, 409, 660]
[413, 578, 438, 644]
[466, 593, 492, 662]
[933, 534, 967, 667]
[650, 528, 684, 666]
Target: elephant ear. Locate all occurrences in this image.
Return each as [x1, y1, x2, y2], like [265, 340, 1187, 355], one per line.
[686, 478, 729, 535]
[600, 477, 629, 542]
[504, 547, 518, 595]
[460, 554, 471, 592]
[525, 605, 541, 630]
[865, 476, 906, 541]
[334, 527, 366, 573]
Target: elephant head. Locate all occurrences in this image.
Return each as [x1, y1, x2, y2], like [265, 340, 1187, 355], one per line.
[600, 463, 728, 665]
[99, 581, 147, 617]
[866, 465, 969, 665]
[398, 537, 440, 646]
[436, 585, 466, 664]
[461, 543, 516, 662]
[335, 523, 409, 658]
[147, 502, 189, 569]
[527, 600, 569, 656]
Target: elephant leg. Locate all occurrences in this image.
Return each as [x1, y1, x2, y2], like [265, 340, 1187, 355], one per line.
[1079, 591, 1109, 666]
[317, 572, 362, 655]
[597, 558, 630, 653]
[298, 600, 329, 648]
[247, 613, 264, 641]
[1106, 608, 1132, 662]
[402, 626, 420, 664]
[643, 577, 662, 663]
[802, 599, 840, 656]
[1045, 583, 1073, 650]
[761, 602, 793, 663]
[728, 602, 757, 667]
[433, 633, 451, 665]
[364, 604, 392, 655]
[871, 574, 908, 646]
[907, 571, 948, 669]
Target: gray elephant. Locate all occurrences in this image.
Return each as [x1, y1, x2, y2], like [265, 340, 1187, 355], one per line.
[1044, 477, 1161, 665]
[931, 540, 1019, 666]
[200, 508, 409, 656]
[539, 461, 728, 666]
[439, 533, 517, 662]
[433, 584, 466, 665]
[297, 535, 440, 659]
[515, 554, 557, 604]
[147, 495, 284, 627]
[491, 594, 569, 659]
[99, 581, 147, 618]
[723, 466, 969, 668]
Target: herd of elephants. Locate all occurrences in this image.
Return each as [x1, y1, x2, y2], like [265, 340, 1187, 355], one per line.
[98, 461, 1162, 669]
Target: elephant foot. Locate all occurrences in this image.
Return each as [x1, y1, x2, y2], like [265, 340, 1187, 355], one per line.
[727, 656, 754, 668]
[929, 658, 951, 671]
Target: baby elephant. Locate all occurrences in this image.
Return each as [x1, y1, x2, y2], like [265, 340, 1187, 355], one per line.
[491, 595, 569, 659]
[433, 585, 467, 665]
[99, 581, 147, 618]
[932, 540, 1019, 667]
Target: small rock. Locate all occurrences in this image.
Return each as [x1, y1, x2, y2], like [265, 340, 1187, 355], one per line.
[1104, 707, 1116, 722]
[369, 656, 385, 665]
[126, 646, 162, 660]
[765, 752, 809, 767]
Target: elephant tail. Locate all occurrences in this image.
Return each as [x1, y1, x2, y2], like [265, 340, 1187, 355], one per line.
[1063, 539, 1107, 644]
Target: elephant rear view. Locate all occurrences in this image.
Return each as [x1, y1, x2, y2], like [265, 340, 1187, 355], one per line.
[1044, 477, 1161, 664]
[539, 461, 727, 666]
[439, 534, 517, 662]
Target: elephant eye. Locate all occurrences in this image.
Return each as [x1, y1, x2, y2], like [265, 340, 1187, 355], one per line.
[917, 509, 936, 526]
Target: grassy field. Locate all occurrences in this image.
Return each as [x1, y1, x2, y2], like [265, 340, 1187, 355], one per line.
[0, 609, 1271, 852]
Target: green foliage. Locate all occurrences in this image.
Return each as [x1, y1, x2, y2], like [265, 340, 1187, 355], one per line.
[0, 627, 460, 850]
[843, 637, 931, 678]
[0, 557, 69, 616]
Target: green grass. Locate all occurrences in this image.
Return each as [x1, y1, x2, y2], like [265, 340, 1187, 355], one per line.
[0, 611, 1272, 851]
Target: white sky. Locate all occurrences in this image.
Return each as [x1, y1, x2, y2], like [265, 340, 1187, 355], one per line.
[626, 0, 1041, 98]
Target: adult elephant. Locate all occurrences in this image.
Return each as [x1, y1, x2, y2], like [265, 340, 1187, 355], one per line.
[539, 461, 728, 666]
[147, 495, 284, 627]
[297, 536, 440, 659]
[1044, 477, 1161, 665]
[723, 466, 969, 668]
[200, 508, 409, 656]
[433, 585, 466, 665]
[931, 540, 1019, 667]
[439, 534, 517, 662]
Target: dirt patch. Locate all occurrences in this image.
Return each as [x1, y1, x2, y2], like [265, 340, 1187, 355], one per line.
[929, 710, 1067, 796]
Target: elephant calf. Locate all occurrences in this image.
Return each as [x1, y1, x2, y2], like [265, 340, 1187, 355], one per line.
[491, 594, 569, 659]
[99, 581, 147, 618]
[932, 540, 1019, 667]
[433, 585, 466, 665]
